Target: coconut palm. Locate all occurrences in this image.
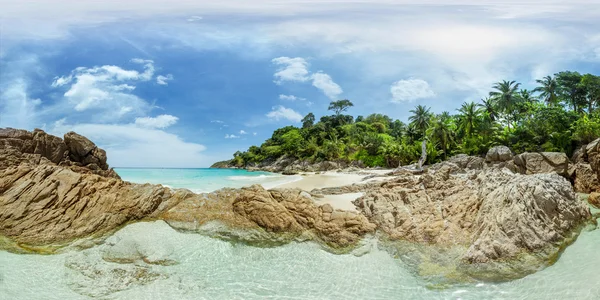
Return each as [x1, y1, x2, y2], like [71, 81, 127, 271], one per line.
[478, 97, 498, 121]
[456, 102, 481, 138]
[533, 75, 559, 106]
[489, 80, 521, 129]
[427, 114, 454, 159]
[408, 105, 431, 136]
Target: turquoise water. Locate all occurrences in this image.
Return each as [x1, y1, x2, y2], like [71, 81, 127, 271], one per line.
[115, 168, 301, 193]
[1, 170, 599, 299]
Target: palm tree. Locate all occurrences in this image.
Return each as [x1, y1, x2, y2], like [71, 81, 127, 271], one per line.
[533, 75, 559, 106]
[489, 80, 521, 129]
[456, 102, 481, 138]
[408, 105, 431, 136]
[478, 97, 498, 121]
[427, 114, 454, 160]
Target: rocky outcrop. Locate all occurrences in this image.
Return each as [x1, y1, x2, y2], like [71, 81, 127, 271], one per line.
[211, 154, 366, 173]
[586, 138, 600, 182]
[571, 163, 600, 194]
[1, 129, 375, 252]
[352, 165, 591, 281]
[485, 146, 513, 162]
[588, 192, 600, 209]
[513, 152, 569, 177]
[0, 128, 119, 178]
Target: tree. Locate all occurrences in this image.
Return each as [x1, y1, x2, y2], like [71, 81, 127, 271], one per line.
[301, 113, 315, 129]
[556, 71, 586, 113]
[581, 74, 600, 113]
[489, 80, 521, 129]
[328, 99, 354, 116]
[427, 114, 454, 159]
[533, 75, 559, 106]
[456, 102, 480, 138]
[408, 105, 431, 136]
[478, 97, 498, 121]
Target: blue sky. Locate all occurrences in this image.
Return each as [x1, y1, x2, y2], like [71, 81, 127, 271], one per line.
[1, 0, 600, 167]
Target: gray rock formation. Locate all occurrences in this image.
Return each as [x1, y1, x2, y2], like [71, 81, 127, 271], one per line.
[485, 146, 513, 162]
[513, 152, 569, 177]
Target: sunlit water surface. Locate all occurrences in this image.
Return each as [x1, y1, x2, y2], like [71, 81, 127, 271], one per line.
[0, 169, 599, 299]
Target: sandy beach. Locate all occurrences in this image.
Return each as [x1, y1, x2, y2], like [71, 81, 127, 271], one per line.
[276, 170, 392, 211]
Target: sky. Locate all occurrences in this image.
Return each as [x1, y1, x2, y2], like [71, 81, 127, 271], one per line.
[1, 0, 600, 167]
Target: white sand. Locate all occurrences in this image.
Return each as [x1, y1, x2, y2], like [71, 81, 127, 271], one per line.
[275, 170, 393, 211]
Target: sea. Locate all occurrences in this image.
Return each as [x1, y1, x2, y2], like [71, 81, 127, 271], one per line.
[0, 168, 599, 299]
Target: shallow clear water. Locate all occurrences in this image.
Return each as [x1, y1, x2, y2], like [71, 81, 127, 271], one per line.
[1, 170, 599, 299]
[115, 168, 301, 193]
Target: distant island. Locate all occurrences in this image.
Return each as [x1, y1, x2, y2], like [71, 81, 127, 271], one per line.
[213, 71, 600, 170]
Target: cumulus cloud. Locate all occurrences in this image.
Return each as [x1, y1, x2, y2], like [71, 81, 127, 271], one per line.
[390, 79, 436, 103]
[239, 130, 248, 135]
[156, 74, 173, 85]
[272, 57, 343, 99]
[279, 94, 306, 101]
[51, 59, 156, 120]
[134, 114, 179, 129]
[225, 134, 240, 139]
[310, 72, 343, 99]
[50, 122, 207, 168]
[266, 105, 303, 123]
[272, 57, 310, 84]
[210, 120, 224, 123]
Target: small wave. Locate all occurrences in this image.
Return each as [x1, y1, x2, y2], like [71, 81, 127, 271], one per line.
[227, 175, 280, 181]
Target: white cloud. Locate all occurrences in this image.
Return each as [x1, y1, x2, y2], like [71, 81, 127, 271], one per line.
[210, 120, 224, 123]
[253, 132, 257, 136]
[310, 72, 343, 99]
[134, 114, 179, 129]
[279, 94, 306, 101]
[272, 57, 310, 84]
[0, 79, 41, 130]
[390, 79, 436, 103]
[225, 134, 240, 139]
[50, 122, 207, 168]
[239, 130, 248, 135]
[156, 74, 173, 85]
[51, 60, 156, 120]
[187, 16, 203, 22]
[266, 105, 303, 123]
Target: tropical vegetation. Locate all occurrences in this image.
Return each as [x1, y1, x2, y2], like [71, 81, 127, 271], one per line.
[226, 71, 600, 168]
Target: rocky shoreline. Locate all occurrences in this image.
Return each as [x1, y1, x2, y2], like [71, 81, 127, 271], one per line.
[1, 128, 600, 283]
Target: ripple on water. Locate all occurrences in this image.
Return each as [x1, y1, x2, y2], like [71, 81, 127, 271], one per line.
[1, 220, 599, 300]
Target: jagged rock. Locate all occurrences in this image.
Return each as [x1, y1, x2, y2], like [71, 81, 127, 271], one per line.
[513, 152, 569, 177]
[485, 146, 513, 162]
[448, 154, 485, 170]
[589, 192, 600, 209]
[572, 163, 600, 193]
[353, 167, 591, 280]
[586, 138, 600, 181]
[572, 145, 588, 163]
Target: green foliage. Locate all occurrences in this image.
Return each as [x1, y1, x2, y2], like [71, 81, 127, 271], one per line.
[226, 71, 600, 169]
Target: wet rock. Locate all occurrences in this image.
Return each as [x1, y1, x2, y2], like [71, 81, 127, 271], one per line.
[589, 192, 600, 209]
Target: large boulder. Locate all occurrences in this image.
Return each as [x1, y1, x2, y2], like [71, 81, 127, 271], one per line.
[448, 154, 485, 170]
[571, 163, 600, 193]
[513, 152, 569, 177]
[485, 146, 513, 162]
[353, 167, 591, 281]
[586, 138, 600, 180]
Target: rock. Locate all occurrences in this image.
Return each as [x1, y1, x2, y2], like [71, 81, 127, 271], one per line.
[572, 163, 600, 193]
[448, 154, 485, 170]
[586, 138, 600, 182]
[571, 145, 588, 163]
[513, 152, 569, 177]
[281, 170, 299, 175]
[485, 146, 513, 162]
[589, 192, 600, 209]
[352, 167, 591, 281]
